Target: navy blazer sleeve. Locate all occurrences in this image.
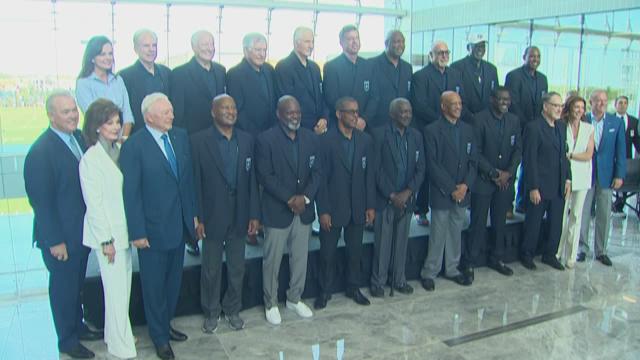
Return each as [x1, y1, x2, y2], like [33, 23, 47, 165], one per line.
[408, 131, 426, 194]
[248, 137, 261, 221]
[373, 131, 396, 199]
[322, 61, 340, 118]
[256, 134, 296, 204]
[424, 125, 457, 196]
[614, 118, 627, 180]
[303, 134, 323, 201]
[120, 138, 147, 241]
[504, 71, 524, 125]
[316, 134, 331, 216]
[169, 68, 187, 130]
[509, 120, 523, 176]
[364, 135, 376, 210]
[472, 119, 494, 178]
[523, 122, 540, 191]
[410, 71, 439, 128]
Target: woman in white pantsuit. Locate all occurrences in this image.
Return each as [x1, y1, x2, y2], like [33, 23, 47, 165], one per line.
[557, 96, 594, 268]
[80, 98, 136, 359]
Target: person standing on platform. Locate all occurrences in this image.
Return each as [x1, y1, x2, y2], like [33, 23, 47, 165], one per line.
[557, 96, 594, 269]
[227, 32, 277, 137]
[191, 95, 260, 333]
[463, 87, 521, 281]
[520, 92, 571, 271]
[79, 99, 136, 359]
[505, 46, 548, 214]
[315, 97, 375, 310]
[76, 36, 134, 140]
[370, 30, 413, 130]
[256, 96, 322, 325]
[578, 90, 626, 266]
[24, 91, 103, 359]
[119, 29, 171, 134]
[323, 24, 378, 131]
[410, 40, 466, 227]
[171, 30, 226, 136]
[370, 98, 425, 297]
[420, 91, 476, 291]
[612, 95, 639, 213]
[120, 93, 197, 360]
[275, 26, 328, 134]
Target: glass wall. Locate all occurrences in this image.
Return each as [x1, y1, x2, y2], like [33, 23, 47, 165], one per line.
[411, 8, 640, 115]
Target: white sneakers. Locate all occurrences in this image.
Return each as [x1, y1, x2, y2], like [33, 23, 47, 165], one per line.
[286, 300, 313, 318]
[265, 306, 282, 325]
[265, 301, 313, 325]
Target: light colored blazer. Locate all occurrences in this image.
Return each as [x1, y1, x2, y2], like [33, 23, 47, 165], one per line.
[566, 121, 594, 191]
[80, 143, 129, 250]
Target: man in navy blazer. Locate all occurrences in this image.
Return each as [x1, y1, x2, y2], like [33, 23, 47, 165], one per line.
[370, 98, 425, 297]
[315, 97, 376, 309]
[191, 95, 260, 333]
[256, 96, 322, 325]
[613, 95, 639, 213]
[227, 33, 277, 137]
[275, 27, 328, 134]
[420, 92, 476, 291]
[579, 90, 626, 266]
[370, 30, 413, 130]
[24, 91, 102, 359]
[120, 93, 197, 360]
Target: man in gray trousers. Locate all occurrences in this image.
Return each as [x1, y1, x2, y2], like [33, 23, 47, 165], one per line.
[256, 96, 323, 325]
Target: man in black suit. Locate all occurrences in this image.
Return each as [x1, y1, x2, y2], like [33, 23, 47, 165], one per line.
[410, 40, 466, 227]
[256, 96, 322, 325]
[315, 97, 375, 309]
[370, 30, 413, 130]
[420, 91, 476, 291]
[323, 24, 378, 131]
[505, 46, 548, 214]
[119, 29, 171, 134]
[24, 92, 102, 359]
[520, 92, 570, 271]
[370, 98, 425, 297]
[275, 27, 327, 134]
[121, 93, 197, 360]
[227, 32, 277, 137]
[463, 87, 521, 281]
[613, 95, 640, 213]
[450, 34, 499, 115]
[191, 94, 260, 333]
[170, 30, 226, 135]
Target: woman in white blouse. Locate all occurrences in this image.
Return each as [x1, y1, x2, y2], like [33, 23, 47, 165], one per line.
[80, 98, 136, 359]
[557, 96, 594, 268]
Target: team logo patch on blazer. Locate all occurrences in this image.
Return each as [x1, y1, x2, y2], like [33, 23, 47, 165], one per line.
[510, 135, 516, 146]
[362, 156, 367, 169]
[455, 86, 460, 94]
[467, 142, 472, 154]
[364, 80, 370, 92]
[407, 80, 411, 92]
[309, 155, 315, 168]
[415, 150, 420, 162]
[608, 128, 615, 133]
[491, 80, 495, 90]
[319, 82, 323, 94]
[632, 130, 636, 137]
[245, 157, 252, 172]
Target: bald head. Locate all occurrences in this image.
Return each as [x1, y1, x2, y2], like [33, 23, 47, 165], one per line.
[441, 91, 462, 122]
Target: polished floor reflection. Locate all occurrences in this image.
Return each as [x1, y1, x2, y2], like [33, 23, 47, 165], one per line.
[0, 211, 638, 359]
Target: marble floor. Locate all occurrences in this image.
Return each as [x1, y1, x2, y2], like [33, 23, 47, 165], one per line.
[0, 211, 638, 359]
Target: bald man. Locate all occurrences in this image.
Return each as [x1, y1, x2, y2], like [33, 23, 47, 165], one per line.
[420, 91, 476, 291]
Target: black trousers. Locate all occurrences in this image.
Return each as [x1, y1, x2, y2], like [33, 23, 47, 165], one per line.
[464, 188, 511, 266]
[318, 222, 364, 294]
[415, 179, 430, 214]
[521, 195, 565, 259]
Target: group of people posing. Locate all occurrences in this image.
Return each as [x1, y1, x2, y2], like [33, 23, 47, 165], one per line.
[24, 23, 635, 360]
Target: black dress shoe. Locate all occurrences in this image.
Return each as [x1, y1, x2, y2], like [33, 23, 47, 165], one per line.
[314, 293, 331, 309]
[520, 257, 537, 270]
[61, 343, 95, 359]
[542, 256, 565, 271]
[156, 343, 175, 360]
[446, 274, 472, 286]
[169, 327, 188, 342]
[346, 288, 371, 305]
[393, 283, 414, 295]
[78, 328, 103, 341]
[461, 266, 474, 282]
[576, 252, 586, 262]
[369, 285, 384, 298]
[420, 278, 435, 291]
[186, 242, 200, 256]
[488, 261, 513, 276]
[596, 255, 612, 266]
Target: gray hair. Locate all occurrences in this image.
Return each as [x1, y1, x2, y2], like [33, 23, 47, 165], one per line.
[243, 32, 267, 50]
[430, 40, 448, 54]
[141, 92, 169, 116]
[389, 97, 411, 114]
[133, 29, 157, 47]
[293, 26, 313, 43]
[191, 30, 214, 48]
[589, 89, 607, 101]
[542, 91, 561, 104]
[45, 90, 74, 114]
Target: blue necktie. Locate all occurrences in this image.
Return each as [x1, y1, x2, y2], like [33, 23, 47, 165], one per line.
[161, 134, 178, 178]
[69, 135, 82, 161]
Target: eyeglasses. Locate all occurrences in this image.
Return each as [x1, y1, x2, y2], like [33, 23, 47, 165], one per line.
[339, 109, 359, 115]
[434, 50, 450, 56]
[547, 103, 563, 108]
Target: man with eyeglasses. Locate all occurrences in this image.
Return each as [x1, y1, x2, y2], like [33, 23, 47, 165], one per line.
[505, 46, 548, 215]
[227, 32, 277, 137]
[520, 92, 571, 271]
[314, 97, 375, 309]
[410, 40, 466, 227]
[578, 90, 626, 266]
